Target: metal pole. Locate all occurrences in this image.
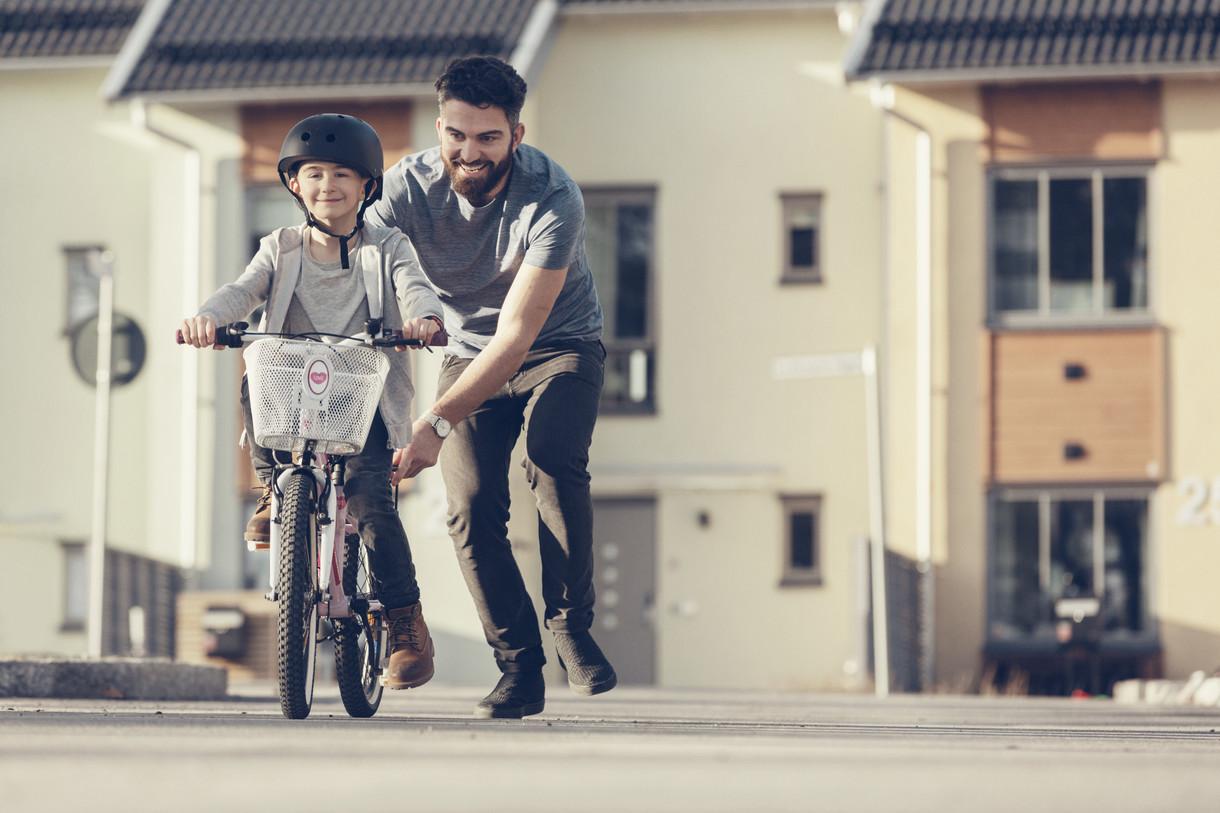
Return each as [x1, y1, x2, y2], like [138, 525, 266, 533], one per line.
[863, 346, 889, 697]
[913, 128, 935, 692]
[87, 251, 115, 659]
[872, 83, 936, 691]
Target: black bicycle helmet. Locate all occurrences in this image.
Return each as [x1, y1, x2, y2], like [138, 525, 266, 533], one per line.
[277, 113, 386, 268]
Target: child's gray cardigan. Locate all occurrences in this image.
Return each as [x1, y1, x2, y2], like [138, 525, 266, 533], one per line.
[197, 223, 442, 448]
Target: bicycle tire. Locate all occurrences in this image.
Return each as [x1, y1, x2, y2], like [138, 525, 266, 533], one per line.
[276, 471, 320, 720]
[334, 533, 384, 718]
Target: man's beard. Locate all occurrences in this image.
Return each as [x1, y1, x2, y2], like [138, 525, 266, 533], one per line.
[444, 152, 513, 206]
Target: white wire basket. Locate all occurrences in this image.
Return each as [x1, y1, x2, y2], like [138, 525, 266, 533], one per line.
[244, 338, 389, 456]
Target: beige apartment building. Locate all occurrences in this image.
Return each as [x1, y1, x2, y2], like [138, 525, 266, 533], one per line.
[0, 1, 185, 657]
[5, 0, 892, 692]
[22, 0, 1207, 697]
[847, 0, 1220, 692]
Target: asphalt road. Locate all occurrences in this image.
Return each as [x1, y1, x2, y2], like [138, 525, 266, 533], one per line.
[2, 685, 1219, 812]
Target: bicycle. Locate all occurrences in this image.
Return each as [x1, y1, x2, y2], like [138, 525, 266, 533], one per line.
[178, 319, 445, 719]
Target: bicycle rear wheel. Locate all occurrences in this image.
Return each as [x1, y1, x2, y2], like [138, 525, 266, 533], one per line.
[276, 471, 320, 720]
[334, 533, 384, 718]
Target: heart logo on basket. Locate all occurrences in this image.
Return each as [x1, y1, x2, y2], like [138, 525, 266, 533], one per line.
[305, 359, 330, 396]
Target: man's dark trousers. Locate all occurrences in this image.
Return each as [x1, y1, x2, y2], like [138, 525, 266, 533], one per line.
[437, 340, 604, 672]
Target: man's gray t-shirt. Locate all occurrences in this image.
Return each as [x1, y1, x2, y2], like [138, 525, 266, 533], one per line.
[366, 144, 603, 358]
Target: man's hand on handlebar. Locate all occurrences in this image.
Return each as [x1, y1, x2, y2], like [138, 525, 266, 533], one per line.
[179, 314, 218, 348]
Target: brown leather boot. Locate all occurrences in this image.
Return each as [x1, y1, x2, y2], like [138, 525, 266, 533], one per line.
[384, 602, 435, 689]
[244, 485, 273, 550]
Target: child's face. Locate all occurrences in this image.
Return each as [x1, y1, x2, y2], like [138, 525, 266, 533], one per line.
[288, 161, 368, 227]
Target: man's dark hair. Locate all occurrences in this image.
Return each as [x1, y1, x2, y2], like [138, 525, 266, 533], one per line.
[435, 56, 528, 129]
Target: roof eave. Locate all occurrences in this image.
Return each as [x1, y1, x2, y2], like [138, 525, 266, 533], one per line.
[116, 82, 440, 106]
[841, 0, 886, 79]
[509, 0, 560, 84]
[847, 62, 1220, 86]
[0, 56, 114, 71]
[561, 0, 834, 15]
[102, 0, 172, 102]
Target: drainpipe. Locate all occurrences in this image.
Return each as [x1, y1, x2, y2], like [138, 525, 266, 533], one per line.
[871, 82, 935, 691]
[132, 100, 202, 571]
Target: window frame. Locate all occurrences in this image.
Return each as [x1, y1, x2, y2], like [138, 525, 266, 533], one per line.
[580, 185, 658, 416]
[986, 485, 1156, 647]
[987, 164, 1154, 328]
[779, 494, 823, 587]
[779, 192, 824, 285]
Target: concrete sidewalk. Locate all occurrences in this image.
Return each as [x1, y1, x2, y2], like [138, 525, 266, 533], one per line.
[3, 685, 1220, 813]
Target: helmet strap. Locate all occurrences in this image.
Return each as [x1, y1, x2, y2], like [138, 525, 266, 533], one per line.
[298, 182, 376, 270]
[304, 212, 362, 269]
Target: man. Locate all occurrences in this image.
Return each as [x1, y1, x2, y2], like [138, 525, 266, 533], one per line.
[367, 55, 616, 719]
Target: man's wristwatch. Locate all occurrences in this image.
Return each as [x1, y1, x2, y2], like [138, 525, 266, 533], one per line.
[422, 411, 451, 439]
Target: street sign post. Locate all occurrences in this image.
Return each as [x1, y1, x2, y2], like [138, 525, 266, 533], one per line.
[88, 250, 116, 659]
[773, 347, 890, 698]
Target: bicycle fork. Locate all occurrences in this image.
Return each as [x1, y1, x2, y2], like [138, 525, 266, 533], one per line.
[266, 465, 384, 622]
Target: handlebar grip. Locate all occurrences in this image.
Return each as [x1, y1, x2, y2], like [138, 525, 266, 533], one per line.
[177, 324, 243, 349]
[375, 328, 450, 348]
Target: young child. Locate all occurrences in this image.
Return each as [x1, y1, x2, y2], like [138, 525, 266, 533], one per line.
[179, 114, 442, 690]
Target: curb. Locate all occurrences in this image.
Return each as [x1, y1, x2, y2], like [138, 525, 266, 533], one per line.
[0, 657, 228, 701]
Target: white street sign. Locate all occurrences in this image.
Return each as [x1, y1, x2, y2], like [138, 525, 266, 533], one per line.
[771, 351, 865, 380]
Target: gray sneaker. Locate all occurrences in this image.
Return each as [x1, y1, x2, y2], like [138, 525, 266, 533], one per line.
[553, 631, 617, 696]
[474, 670, 545, 719]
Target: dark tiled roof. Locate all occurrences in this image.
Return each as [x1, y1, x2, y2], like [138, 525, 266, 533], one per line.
[0, 0, 144, 60]
[562, 0, 820, 4]
[848, 0, 1220, 79]
[562, 0, 829, 8]
[108, 0, 539, 99]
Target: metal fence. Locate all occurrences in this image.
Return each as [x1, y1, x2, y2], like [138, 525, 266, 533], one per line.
[102, 549, 182, 658]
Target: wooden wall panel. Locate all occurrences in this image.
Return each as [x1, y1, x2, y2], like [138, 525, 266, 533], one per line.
[984, 82, 1162, 163]
[989, 329, 1165, 483]
[177, 590, 276, 682]
[241, 101, 415, 184]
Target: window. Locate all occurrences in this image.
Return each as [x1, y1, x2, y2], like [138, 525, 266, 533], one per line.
[780, 495, 822, 586]
[989, 488, 1151, 642]
[990, 168, 1149, 323]
[62, 541, 87, 631]
[780, 193, 822, 283]
[247, 184, 301, 257]
[63, 246, 106, 332]
[583, 187, 656, 413]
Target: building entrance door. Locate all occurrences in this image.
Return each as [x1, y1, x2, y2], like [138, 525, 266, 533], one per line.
[592, 496, 656, 685]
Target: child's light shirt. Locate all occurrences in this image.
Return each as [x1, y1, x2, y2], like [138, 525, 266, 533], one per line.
[285, 234, 371, 338]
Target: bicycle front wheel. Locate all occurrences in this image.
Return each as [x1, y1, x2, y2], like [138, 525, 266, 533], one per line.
[334, 533, 384, 718]
[276, 471, 320, 720]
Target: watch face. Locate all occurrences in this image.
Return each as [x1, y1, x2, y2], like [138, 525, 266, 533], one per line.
[434, 416, 451, 437]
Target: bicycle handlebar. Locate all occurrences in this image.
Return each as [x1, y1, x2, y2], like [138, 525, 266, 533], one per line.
[175, 322, 449, 349]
